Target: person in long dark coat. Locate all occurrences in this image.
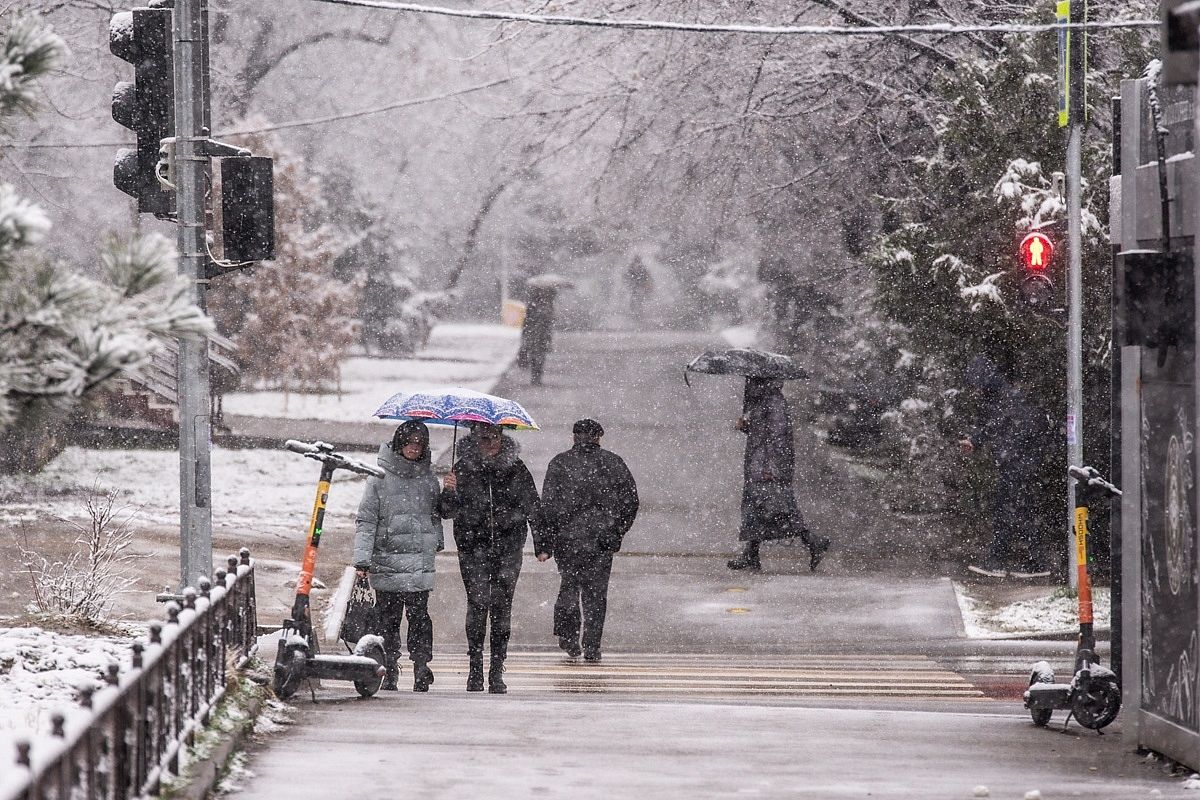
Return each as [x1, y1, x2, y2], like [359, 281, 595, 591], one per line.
[443, 423, 540, 693]
[354, 420, 453, 691]
[534, 418, 639, 662]
[625, 256, 653, 314]
[518, 286, 556, 386]
[728, 378, 830, 572]
[958, 356, 1051, 578]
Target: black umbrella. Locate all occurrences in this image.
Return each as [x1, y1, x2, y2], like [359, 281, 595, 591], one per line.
[684, 348, 810, 385]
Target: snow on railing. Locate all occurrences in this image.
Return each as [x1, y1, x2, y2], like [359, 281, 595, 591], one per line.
[0, 549, 259, 800]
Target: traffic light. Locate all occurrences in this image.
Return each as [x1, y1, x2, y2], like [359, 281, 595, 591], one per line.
[1017, 231, 1057, 308]
[110, 7, 175, 217]
[217, 156, 276, 263]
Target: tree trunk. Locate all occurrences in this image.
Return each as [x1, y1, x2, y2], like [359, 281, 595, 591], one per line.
[0, 396, 72, 475]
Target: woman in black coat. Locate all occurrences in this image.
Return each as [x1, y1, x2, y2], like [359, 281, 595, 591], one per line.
[443, 423, 539, 693]
[727, 378, 830, 572]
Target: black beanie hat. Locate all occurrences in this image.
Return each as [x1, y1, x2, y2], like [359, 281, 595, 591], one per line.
[393, 419, 430, 452]
[572, 418, 604, 439]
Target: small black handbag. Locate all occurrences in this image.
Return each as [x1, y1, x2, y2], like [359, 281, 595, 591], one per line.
[339, 573, 377, 645]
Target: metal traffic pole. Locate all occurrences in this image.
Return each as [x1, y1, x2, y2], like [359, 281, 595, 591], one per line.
[1062, 0, 1088, 589]
[173, 0, 213, 589]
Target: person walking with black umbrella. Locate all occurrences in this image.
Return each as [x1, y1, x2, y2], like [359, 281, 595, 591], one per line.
[727, 377, 831, 572]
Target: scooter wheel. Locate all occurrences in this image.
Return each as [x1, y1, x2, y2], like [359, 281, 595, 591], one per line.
[273, 645, 308, 700]
[1072, 675, 1121, 730]
[1027, 661, 1055, 727]
[354, 640, 386, 698]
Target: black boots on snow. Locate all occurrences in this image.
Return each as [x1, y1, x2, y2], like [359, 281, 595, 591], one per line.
[808, 535, 831, 571]
[467, 654, 485, 692]
[382, 662, 400, 691]
[413, 662, 434, 693]
[488, 660, 507, 694]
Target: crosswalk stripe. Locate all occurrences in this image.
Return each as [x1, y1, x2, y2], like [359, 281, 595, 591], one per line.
[419, 652, 988, 699]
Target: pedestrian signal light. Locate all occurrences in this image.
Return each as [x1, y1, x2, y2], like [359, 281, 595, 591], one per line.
[1019, 232, 1054, 272]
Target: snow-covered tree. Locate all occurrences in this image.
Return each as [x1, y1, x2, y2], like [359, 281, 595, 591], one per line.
[322, 169, 454, 356]
[859, 3, 1153, 557]
[0, 15, 211, 474]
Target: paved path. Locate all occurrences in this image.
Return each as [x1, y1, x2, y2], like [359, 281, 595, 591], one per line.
[230, 327, 1186, 798]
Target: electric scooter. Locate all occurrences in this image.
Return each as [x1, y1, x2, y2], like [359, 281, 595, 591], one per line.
[1023, 465, 1123, 730]
[273, 439, 388, 700]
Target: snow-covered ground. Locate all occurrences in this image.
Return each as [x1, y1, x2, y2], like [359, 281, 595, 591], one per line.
[0, 322, 522, 774]
[0, 322, 523, 533]
[954, 582, 1111, 638]
[223, 323, 520, 422]
[0, 625, 137, 781]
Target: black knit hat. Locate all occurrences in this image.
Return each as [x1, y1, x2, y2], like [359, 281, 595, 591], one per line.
[572, 418, 604, 439]
[392, 419, 430, 452]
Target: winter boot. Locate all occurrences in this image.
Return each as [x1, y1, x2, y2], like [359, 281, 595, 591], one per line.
[808, 535, 831, 572]
[727, 542, 761, 572]
[382, 661, 400, 692]
[559, 636, 582, 659]
[488, 659, 507, 694]
[466, 653, 485, 692]
[413, 661, 434, 693]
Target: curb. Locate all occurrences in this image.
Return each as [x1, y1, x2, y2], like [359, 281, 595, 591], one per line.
[166, 681, 269, 800]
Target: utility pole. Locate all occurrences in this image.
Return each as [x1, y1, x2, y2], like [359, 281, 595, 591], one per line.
[174, 0, 212, 588]
[1061, 0, 1088, 588]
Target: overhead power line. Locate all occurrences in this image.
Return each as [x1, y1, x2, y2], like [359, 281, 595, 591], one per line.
[7, 76, 513, 150]
[300, 0, 1158, 36]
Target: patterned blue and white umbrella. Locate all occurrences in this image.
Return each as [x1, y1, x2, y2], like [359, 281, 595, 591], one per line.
[373, 387, 539, 430]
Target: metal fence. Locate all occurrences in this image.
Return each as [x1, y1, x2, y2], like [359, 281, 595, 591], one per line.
[1, 548, 259, 800]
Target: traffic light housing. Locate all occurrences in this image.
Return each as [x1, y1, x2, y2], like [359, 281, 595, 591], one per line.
[1017, 231, 1057, 309]
[217, 156, 276, 263]
[110, 7, 175, 217]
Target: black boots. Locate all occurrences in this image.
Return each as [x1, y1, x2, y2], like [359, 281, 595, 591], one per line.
[559, 636, 582, 659]
[727, 542, 762, 572]
[488, 659, 507, 694]
[808, 535, 831, 571]
[467, 653, 485, 692]
[413, 661, 434, 693]
[382, 661, 400, 691]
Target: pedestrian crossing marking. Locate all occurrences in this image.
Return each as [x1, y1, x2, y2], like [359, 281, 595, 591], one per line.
[420, 652, 988, 699]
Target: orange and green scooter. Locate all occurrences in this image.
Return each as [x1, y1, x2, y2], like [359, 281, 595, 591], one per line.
[273, 439, 388, 700]
[1024, 465, 1123, 730]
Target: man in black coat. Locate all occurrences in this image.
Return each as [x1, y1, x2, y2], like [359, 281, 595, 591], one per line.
[534, 418, 639, 662]
[958, 356, 1052, 579]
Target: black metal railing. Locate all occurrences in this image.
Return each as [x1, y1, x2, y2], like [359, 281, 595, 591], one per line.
[1, 548, 259, 800]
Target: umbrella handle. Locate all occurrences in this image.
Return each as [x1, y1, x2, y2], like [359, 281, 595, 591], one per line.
[451, 421, 458, 466]
[683, 368, 691, 388]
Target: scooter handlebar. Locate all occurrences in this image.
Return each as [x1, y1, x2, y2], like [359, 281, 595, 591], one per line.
[284, 440, 384, 478]
[1068, 465, 1122, 498]
[285, 439, 329, 455]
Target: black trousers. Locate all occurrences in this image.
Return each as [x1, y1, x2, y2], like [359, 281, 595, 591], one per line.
[553, 550, 614, 654]
[373, 590, 433, 667]
[458, 541, 523, 662]
[988, 460, 1047, 571]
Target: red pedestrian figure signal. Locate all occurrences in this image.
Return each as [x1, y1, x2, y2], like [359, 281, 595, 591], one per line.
[1019, 232, 1054, 271]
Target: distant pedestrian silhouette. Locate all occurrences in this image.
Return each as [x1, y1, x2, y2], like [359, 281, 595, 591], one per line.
[518, 286, 556, 385]
[625, 256, 653, 315]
